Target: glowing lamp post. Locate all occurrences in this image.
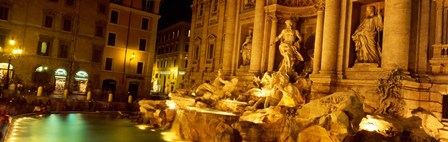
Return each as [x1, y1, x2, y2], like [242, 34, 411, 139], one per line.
[3, 39, 22, 89]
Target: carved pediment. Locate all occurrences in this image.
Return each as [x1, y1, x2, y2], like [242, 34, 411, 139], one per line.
[43, 9, 58, 16]
[276, 0, 320, 7]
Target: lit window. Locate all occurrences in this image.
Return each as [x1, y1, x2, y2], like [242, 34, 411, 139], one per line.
[37, 41, 51, 56]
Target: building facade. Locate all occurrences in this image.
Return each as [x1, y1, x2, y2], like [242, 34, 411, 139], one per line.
[188, 0, 448, 137]
[0, 0, 109, 97]
[153, 21, 190, 94]
[101, 0, 160, 101]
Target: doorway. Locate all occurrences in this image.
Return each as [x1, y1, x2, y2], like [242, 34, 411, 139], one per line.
[128, 82, 139, 100]
[443, 95, 448, 118]
[102, 79, 117, 100]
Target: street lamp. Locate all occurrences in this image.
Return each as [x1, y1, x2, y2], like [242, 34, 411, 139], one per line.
[3, 38, 22, 89]
[130, 52, 135, 61]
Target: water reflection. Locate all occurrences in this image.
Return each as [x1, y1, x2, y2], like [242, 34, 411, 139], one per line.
[5, 113, 170, 142]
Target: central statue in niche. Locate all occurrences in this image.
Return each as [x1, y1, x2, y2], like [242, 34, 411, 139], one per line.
[352, 5, 383, 64]
[241, 28, 253, 66]
[272, 19, 304, 72]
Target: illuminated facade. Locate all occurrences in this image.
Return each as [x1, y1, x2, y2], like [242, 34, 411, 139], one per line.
[153, 21, 190, 94]
[101, 0, 160, 101]
[188, 0, 448, 137]
[0, 0, 109, 96]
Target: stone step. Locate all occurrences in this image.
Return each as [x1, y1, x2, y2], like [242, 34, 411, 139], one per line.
[442, 118, 448, 122]
[439, 129, 448, 140]
[443, 121, 448, 126]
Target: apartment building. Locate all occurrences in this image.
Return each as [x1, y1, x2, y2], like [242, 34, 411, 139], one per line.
[0, 0, 110, 97]
[153, 21, 190, 94]
[101, 0, 160, 101]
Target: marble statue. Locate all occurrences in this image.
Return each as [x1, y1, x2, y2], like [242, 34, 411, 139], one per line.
[243, 0, 254, 8]
[271, 72, 305, 107]
[272, 19, 304, 72]
[195, 70, 239, 103]
[352, 5, 383, 64]
[241, 28, 253, 66]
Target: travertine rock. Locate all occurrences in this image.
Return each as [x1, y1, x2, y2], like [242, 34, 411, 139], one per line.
[297, 125, 333, 142]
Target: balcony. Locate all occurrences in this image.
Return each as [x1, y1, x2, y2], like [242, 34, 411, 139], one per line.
[429, 44, 448, 74]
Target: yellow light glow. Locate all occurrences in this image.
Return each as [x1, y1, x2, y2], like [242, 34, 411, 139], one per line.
[161, 131, 182, 142]
[359, 115, 394, 136]
[166, 100, 176, 109]
[9, 39, 15, 45]
[135, 124, 149, 130]
[363, 122, 379, 132]
[12, 49, 22, 55]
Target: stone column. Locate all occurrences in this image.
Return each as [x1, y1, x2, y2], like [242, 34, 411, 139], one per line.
[223, 0, 237, 73]
[417, 0, 430, 74]
[382, 0, 412, 70]
[249, 0, 265, 73]
[312, 6, 325, 74]
[268, 15, 277, 72]
[320, 0, 340, 74]
[435, 0, 443, 44]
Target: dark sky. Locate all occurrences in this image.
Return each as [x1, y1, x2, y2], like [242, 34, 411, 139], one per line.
[158, 0, 192, 30]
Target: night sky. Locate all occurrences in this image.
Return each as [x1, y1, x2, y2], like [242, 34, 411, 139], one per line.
[158, 0, 193, 30]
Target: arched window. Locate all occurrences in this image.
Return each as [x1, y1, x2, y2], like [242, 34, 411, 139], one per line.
[0, 63, 13, 84]
[73, 70, 88, 94]
[54, 68, 67, 94]
[33, 66, 50, 84]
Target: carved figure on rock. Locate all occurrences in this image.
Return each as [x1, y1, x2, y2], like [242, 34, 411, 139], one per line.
[242, 72, 279, 109]
[352, 5, 383, 64]
[195, 71, 239, 104]
[272, 19, 304, 72]
[241, 28, 253, 66]
[271, 72, 305, 107]
[375, 69, 406, 117]
[243, 0, 254, 8]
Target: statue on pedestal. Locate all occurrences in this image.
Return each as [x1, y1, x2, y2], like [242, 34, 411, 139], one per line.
[272, 19, 304, 73]
[352, 5, 383, 64]
[241, 28, 253, 66]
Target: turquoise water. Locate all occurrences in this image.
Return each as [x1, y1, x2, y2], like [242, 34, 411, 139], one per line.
[5, 113, 170, 142]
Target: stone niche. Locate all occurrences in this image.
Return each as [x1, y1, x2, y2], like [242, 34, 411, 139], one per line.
[264, 3, 317, 74]
[237, 24, 253, 69]
[348, 1, 384, 68]
[344, 1, 385, 80]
